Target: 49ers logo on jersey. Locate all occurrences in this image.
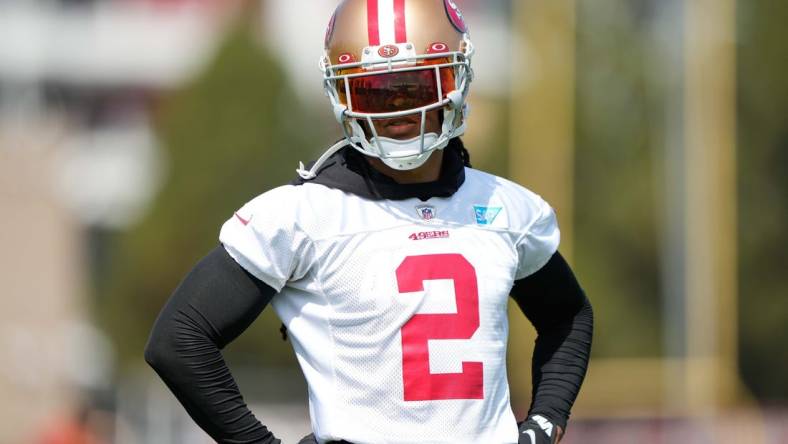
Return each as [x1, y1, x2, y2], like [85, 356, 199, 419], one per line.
[378, 44, 400, 58]
[408, 230, 450, 241]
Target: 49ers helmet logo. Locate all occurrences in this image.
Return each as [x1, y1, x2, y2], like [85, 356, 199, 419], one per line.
[444, 0, 468, 33]
[378, 44, 400, 58]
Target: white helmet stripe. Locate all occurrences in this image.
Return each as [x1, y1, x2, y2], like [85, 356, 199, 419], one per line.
[367, 0, 407, 46]
[377, 0, 396, 45]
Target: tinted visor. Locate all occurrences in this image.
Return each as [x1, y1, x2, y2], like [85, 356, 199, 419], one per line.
[338, 60, 456, 114]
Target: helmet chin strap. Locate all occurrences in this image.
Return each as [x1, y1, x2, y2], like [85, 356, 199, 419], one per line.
[369, 133, 446, 171]
[296, 139, 350, 180]
[351, 97, 467, 171]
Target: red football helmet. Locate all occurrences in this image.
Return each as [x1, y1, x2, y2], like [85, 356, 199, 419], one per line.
[299, 0, 474, 178]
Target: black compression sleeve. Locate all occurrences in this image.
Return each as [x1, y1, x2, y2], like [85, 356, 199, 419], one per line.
[144, 246, 280, 444]
[510, 252, 593, 431]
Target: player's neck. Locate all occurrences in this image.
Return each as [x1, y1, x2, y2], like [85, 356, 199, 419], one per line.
[365, 150, 445, 184]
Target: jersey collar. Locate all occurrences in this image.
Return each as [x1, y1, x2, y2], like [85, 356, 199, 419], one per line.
[292, 138, 466, 201]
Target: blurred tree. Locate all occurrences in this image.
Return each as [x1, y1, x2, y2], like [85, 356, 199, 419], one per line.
[97, 20, 326, 371]
[737, 0, 788, 400]
[573, 0, 663, 358]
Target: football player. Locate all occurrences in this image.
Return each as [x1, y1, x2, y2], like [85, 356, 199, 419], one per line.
[144, 1, 593, 443]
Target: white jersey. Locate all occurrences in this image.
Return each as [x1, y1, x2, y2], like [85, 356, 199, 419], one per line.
[219, 168, 560, 444]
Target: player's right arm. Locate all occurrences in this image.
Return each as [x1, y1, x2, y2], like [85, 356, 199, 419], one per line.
[145, 186, 306, 443]
[144, 246, 281, 444]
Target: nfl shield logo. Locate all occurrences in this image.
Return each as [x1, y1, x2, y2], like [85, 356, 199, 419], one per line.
[416, 205, 436, 221]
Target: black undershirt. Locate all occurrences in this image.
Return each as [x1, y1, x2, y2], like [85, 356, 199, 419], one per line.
[145, 140, 593, 441]
[291, 138, 467, 201]
[511, 253, 593, 430]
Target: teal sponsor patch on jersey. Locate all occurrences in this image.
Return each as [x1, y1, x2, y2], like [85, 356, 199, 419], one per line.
[473, 206, 502, 225]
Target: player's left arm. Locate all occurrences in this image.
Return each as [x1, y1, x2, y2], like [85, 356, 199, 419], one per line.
[510, 251, 594, 443]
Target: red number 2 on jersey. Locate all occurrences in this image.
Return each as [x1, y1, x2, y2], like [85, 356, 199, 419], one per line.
[396, 254, 483, 401]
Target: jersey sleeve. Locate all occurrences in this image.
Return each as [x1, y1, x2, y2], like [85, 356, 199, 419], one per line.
[219, 186, 311, 292]
[514, 194, 561, 280]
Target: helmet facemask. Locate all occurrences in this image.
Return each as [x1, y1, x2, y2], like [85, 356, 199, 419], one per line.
[321, 37, 474, 171]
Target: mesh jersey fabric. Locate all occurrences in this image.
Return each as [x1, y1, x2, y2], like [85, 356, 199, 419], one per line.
[219, 168, 560, 444]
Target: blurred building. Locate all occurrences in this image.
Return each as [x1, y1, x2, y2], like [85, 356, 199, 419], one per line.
[0, 0, 230, 441]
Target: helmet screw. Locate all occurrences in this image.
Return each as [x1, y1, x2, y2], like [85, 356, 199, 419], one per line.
[406, 44, 413, 50]
[364, 48, 371, 54]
